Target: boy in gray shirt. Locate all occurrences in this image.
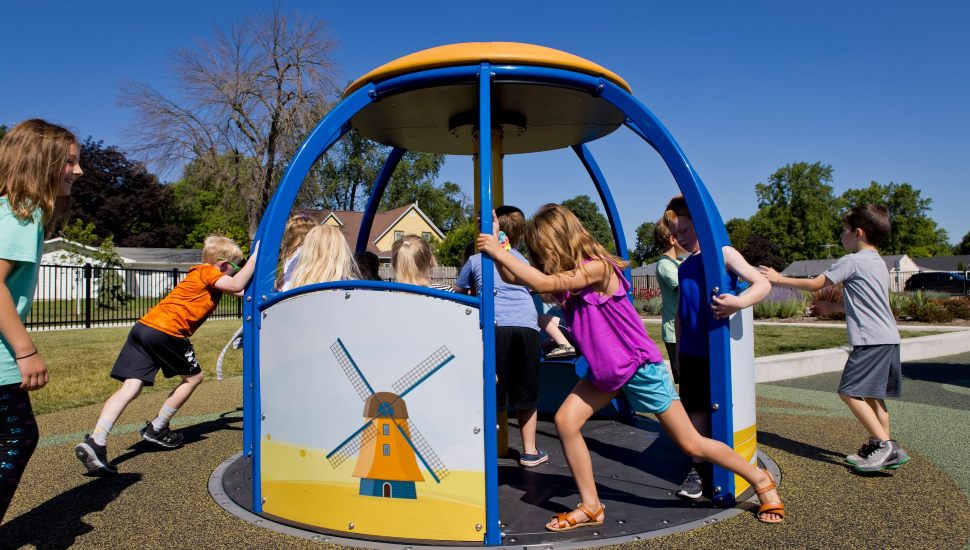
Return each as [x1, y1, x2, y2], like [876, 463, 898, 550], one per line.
[759, 204, 909, 473]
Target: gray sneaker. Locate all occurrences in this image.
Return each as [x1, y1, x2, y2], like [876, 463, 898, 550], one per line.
[845, 437, 880, 465]
[140, 421, 184, 449]
[74, 436, 118, 475]
[854, 439, 911, 472]
[676, 467, 703, 499]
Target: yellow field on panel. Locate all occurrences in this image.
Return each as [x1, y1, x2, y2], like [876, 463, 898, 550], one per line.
[733, 423, 758, 495]
[261, 438, 486, 541]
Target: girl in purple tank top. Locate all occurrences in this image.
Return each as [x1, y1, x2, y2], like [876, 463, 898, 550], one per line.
[478, 204, 784, 530]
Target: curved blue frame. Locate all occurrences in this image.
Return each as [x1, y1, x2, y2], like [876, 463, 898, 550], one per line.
[244, 59, 740, 545]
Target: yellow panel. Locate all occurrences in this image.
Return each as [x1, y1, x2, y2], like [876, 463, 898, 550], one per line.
[732, 423, 758, 494]
[345, 42, 631, 97]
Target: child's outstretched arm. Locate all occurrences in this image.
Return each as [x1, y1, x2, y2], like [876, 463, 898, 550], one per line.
[710, 246, 772, 319]
[758, 265, 831, 292]
[214, 242, 260, 295]
[476, 233, 607, 294]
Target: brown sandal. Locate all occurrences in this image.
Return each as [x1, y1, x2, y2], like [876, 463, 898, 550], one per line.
[754, 470, 785, 524]
[545, 502, 605, 532]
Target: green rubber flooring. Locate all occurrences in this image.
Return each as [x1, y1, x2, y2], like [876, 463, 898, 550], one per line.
[2, 354, 969, 549]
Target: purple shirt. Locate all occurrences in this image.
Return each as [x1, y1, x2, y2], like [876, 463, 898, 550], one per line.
[558, 263, 663, 392]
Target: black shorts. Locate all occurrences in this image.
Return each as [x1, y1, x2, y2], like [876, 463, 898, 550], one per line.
[677, 352, 711, 414]
[495, 326, 540, 410]
[110, 323, 202, 385]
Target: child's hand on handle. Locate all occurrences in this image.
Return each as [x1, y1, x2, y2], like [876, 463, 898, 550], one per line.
[17, 352, 48, 391]
[476, 232, 502, 258]
[711, 293, 743, 320]
[757, 265, 781, 283]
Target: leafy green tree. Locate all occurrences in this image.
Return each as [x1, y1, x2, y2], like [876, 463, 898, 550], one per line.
[749, 162, 842, 261]
[169, 158, 250, 250]
[68, 138, 185, 247]
[955, 230, 970, 255]
[631, 221, 661, 267]
[724, 217, 753, 249]
[61, 220, 134, 309]
[0, 125, 7, 140]
[841, 181, 950, 257]
[561, 195, 616, 253]
[434, 221, 477, 268]
[740, 235, 786, 270]
[379, 152, 468, 233]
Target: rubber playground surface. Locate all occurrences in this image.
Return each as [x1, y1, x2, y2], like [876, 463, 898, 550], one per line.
[2, 353, 969, 549]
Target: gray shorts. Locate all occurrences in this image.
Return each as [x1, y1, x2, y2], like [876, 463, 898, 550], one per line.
[838, 344, 901, 399]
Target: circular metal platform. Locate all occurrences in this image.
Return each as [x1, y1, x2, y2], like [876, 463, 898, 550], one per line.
[210, 416, 780, 548]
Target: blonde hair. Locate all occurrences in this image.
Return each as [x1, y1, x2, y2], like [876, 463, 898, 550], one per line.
[525, 203, 627, 281]
[202, 235, 244, 265]
[276, 213, 318, 288]
[391, 234, 437, 285]
[653, 217, 675, 250]
[0, 119, 78, 223]
[290, 225, 359, 286]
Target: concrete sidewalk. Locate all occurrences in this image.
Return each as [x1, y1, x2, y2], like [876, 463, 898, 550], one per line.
[2, 354, 969, 549]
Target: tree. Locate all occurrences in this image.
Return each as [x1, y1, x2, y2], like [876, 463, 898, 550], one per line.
[739, 235, 786, 270]
[955, 230, 970, 255]
[0, 125, 6, 140]
[561, 195, 616, 253]
[61, 220, 134, 309]
[724, 217, 753, 249]
[67, 138, 186, 247]
[841, 181, 950, 257]
[121, 9, 338, 237]
[434, 221, 477, 268]
[169, 158, 251, 249]
[631, 221, 661, 267]
[749, 162, 842, 261]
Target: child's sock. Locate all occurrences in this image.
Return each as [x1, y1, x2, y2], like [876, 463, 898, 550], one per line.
[92, 418, 113, 446]
[151, 404, 179, 431]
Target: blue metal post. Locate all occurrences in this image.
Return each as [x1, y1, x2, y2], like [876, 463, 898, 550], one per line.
[356, 147, 406, 252]
[572, 144, 633, 284]
[478, 63, 501, 546]
[600, 81, 737, 504]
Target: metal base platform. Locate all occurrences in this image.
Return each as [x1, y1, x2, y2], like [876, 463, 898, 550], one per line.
[210, 416, 777, 548]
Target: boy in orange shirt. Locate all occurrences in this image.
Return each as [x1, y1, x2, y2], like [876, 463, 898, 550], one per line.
[75, 235, 257, 474]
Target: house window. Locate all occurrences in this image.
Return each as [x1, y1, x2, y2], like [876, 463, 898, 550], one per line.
[422, 232, 431, 241]
[394, 231, 404, 241]
[382, 423, 390, 436]
[383, 444, 391, 456]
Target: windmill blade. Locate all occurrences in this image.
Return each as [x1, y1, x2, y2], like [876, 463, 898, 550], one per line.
[326, 420, 377, 468]
[392, 345, 455, 398]
[395, 419, 449, 483]
[330, 338, 375, 401]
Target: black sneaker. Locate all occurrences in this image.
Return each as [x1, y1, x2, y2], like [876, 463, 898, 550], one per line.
[140, 421, 184, 448]
[845, 438, 880, 465]
[676, 467, 703, 499]
[74, 436, 118, 475]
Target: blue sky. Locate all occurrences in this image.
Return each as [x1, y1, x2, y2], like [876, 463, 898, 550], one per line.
[3, 1, 968, 249]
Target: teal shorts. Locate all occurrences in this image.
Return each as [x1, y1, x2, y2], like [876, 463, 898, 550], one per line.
[621, 361, 680, 414]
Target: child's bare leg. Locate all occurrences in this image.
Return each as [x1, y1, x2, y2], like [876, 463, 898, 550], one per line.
[657, 401, 782, 521]
[98, 379, 144, 425]
[163, 371, 204, 410]
[538, 314, 570, 347]
[547, 380, 615, 528]
[840, 394, 891, 440]
[91, 378, 144, 445]
[866, 398, 890, 436]
[517, 407, 539, 455]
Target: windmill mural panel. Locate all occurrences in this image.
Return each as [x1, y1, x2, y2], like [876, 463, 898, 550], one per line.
[327, 338, 454, 499]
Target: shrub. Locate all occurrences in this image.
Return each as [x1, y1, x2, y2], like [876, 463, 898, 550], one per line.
[904, 292, 955, 323]
[754, 286, 809, 319]
[889, 292, 910, 319]
[635, 296, 663, 316]
[811, 284, 845, 320]
[942, 297, 970, 320]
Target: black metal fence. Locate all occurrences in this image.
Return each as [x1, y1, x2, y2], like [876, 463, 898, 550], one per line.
[27, 264, 242, 330]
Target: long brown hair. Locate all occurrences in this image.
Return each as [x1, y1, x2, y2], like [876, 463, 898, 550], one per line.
[525, 203, 627, 282]
[0, 119, 77, 222]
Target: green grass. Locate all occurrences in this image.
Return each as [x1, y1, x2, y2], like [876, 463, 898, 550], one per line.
[26, 320, 943, 416]
[29, 320, 242, 415]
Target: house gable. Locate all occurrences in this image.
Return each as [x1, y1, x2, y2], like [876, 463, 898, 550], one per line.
[299, 204, 445, 260]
